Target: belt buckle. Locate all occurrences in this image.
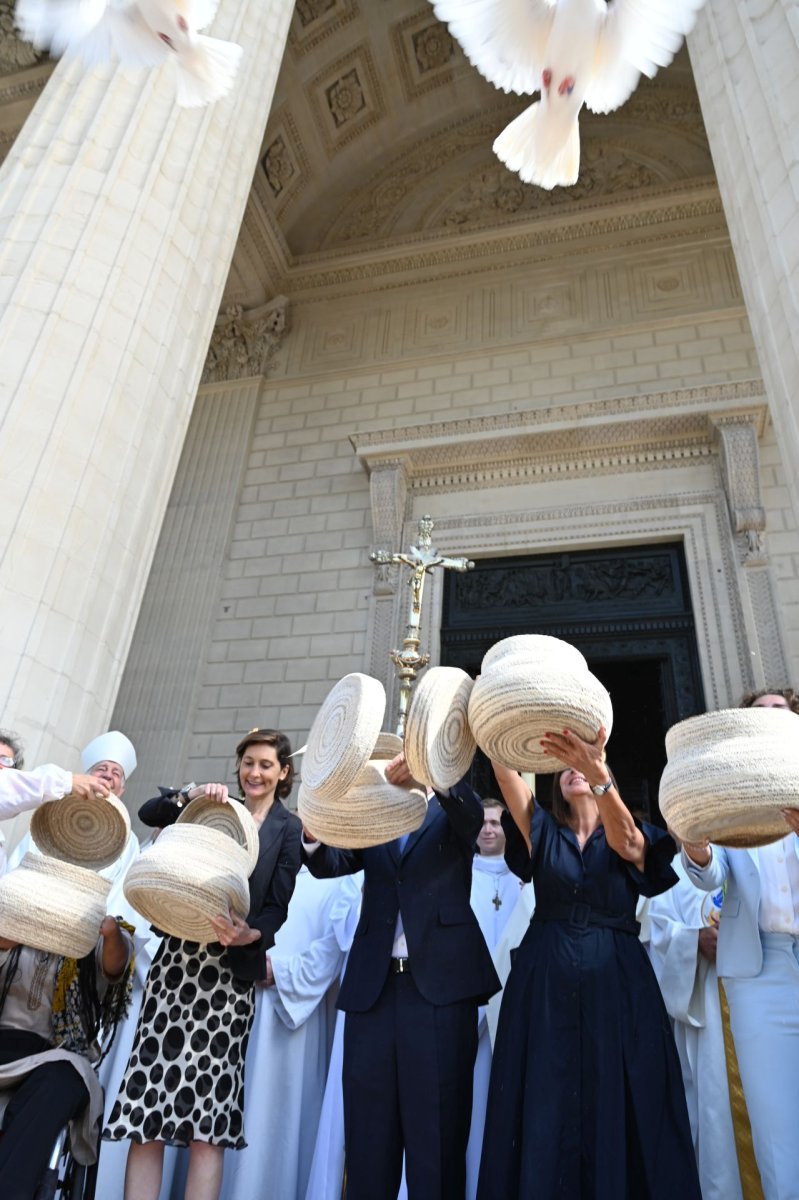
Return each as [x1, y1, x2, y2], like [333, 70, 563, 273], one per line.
[393, 956, 410, 974]
[570, 902, 590, 928]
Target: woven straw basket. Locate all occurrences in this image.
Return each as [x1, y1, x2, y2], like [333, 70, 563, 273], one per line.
[405, 666, 476, 791]
[176, 793, 259, 873]
[659, 707, 799, 847]
[30, 791, 131, 870]
[123, 824, 251, 943]
[468, 635, 613, 773]
[301, 673, 386, 803]
[0, 852, 111, 959]
[298, 741, 428, 850]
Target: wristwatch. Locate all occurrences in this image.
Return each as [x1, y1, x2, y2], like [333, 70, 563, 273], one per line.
[590, 779, 613, 796]
[176, 782, 197, 808]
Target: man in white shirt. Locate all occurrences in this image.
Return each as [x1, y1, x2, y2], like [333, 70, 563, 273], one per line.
[682, 690, 799, 1200]
[0, 729, 113, 874]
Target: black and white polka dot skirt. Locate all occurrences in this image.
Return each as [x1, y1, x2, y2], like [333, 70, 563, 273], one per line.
[103, 936, 255, 1149]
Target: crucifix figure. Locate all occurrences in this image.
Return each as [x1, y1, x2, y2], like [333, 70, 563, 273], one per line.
[370, 515, 475, 737]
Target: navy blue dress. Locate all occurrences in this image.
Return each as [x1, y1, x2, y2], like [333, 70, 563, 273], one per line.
[477, 806, 701, 1200]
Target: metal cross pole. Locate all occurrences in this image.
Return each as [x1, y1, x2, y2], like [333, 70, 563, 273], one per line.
[370, 515, 475, 737]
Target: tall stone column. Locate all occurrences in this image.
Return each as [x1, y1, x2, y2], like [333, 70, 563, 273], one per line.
[0, 1, 294, 783]
[689, 1, 799, 522]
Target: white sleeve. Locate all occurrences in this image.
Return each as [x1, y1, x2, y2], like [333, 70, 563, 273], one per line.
[0, 764, 73, 819]
[270, 932, 346, 1031]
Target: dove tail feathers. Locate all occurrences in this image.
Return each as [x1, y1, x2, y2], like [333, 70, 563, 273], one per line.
[493, 100, 580, 190]
[173, 35, 243, 108]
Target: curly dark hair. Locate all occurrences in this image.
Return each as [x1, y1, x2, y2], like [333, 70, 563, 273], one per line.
[234, 729, 294, 801]
[739, 687, 799, 715]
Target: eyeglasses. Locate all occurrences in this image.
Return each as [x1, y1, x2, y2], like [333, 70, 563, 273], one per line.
[0, 755, 16, 768]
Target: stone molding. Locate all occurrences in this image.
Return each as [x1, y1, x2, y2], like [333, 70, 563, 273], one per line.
[352, 382, 768, 494]
[202, 296, 290, 384]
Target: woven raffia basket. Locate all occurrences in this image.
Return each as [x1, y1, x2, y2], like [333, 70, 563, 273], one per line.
[298, 733, 428, 850]
[405, 666, 476, 791]
[468, 635, 613, 772]
[659, 707, 799, 847]
[301, 673, 386, 803]
[176, 793, 259, 873]
[0, 853, 111, 959]
[123, 824, 251, 943]
[30, 791, 131, 870]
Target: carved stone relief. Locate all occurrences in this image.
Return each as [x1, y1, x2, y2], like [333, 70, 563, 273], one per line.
[713, 415, 767, 565]
[307, 43, 385, 155]
[0, 1, 43, 73]
[202, 296, 289, 384]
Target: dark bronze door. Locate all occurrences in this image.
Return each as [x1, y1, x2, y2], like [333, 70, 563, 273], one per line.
[440, 542, 705, 824]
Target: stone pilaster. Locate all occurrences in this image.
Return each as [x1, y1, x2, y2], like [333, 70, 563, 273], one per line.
[713, 414, 789, 688]
[0, 0, 295, 792]
[365, 460, 409, 718]
[689, 1, 799, 525]
[110, 377, 262, 827]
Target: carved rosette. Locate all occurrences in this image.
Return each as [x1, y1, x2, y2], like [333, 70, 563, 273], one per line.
[368, 460, 408, 596]
[713, 416, 767, 566]
[202, 296, 290, 384]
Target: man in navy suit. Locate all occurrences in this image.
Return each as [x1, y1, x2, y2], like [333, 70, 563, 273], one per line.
[302, 754, 500, 1200]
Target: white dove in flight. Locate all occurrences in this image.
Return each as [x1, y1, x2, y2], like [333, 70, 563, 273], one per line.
[16, 0, 242, 108]
[431, 0, 706, 189]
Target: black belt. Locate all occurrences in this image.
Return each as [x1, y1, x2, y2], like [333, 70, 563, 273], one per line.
[390, 956, 411, 974]
[533, 902, 640, 936]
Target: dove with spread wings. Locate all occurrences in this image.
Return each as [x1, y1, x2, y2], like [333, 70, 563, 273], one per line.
[16, 0, 242, 108]
[431, 0, 706, 189]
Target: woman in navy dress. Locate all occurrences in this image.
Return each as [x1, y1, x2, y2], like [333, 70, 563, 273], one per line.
[477, 725, 700, 1200]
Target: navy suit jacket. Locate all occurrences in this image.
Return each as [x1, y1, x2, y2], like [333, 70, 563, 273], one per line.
[304, 782, 501, 1012]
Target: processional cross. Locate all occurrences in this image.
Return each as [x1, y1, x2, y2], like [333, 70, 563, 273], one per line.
[370, 515, 475, 737]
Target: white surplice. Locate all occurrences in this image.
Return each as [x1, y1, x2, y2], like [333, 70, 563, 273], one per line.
[647, 859, 743, 1200]
[303, 873, 364, 1200]
[217, 867, 362, 1200]
[465, 856, 527, 1200]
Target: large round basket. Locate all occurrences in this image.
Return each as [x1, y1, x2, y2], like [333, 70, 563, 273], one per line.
[30, 791, 131, 870]
[301, 673, 386, 803]
[659, 707, 799, 847]
[298, 744, 428, 850]
[0, 853, 111, 959]
[123, 825, 251, 944]
[405, 666, 476, 791]
[468, 635, 612, 772]
[176, 793, 259, 872]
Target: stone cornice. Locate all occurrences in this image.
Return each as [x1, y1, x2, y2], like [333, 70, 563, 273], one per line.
[350, 381, 768, 492]
[231, 179, 725, 305]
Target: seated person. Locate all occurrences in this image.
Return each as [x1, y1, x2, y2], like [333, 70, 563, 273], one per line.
[0, 916, 134, 1200]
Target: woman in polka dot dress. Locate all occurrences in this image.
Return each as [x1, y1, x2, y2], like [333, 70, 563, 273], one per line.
[104, 729, 302, 1200]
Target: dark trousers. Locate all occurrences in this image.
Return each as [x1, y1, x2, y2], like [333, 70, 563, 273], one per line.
[0, 1030, 90, 1200]
[343, 971, 478, 1200]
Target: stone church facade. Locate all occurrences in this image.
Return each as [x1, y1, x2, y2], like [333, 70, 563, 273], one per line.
[1, 1, 798, 833]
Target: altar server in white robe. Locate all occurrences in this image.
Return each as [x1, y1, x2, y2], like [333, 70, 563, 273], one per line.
[219, 866, 362, 1200]
[304, 874, 364, 1200]
[465, 801, 525, 1200]
[648, 857, 743, 1200]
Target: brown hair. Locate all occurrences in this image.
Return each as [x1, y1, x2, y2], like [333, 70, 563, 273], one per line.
[482, 797, 506, 812]
[234, 729, 294, 801]
[551, 764, 619, 828]
[739, 687, 799, 715]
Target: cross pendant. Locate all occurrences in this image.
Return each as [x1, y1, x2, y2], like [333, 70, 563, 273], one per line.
[492, 894, 502, 910]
